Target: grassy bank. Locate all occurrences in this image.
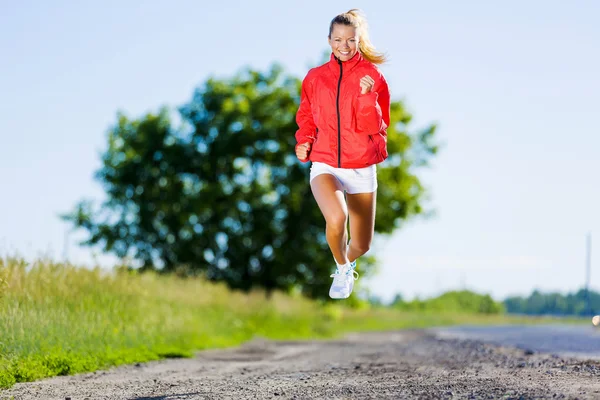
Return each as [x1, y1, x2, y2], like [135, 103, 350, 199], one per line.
[0, 256, 578, 389]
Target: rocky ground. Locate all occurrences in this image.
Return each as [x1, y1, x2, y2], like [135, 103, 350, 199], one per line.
[2, 329, 600, 399]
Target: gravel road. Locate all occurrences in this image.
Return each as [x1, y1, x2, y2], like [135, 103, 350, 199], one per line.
[2, 328, 600, 399]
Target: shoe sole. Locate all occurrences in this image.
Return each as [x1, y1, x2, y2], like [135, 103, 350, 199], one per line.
[329, 292, 351, 299]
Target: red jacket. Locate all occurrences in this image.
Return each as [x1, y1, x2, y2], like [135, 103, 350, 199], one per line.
[295, 52, 390, 169]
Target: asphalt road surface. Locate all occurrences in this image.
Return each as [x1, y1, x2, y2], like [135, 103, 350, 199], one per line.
[434, 324, 600, 360]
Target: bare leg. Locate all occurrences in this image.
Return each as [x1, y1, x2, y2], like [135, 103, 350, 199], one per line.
[310, 174, 349, 265]
[346, 190, 376, 263]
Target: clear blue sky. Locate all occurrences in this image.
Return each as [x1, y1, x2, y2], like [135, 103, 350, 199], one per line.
[1, 1, 598, 302]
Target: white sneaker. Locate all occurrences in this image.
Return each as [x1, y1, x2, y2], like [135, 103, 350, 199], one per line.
[329, 262, 359, 299]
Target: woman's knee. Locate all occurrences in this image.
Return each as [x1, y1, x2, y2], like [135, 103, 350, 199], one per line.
[325, 210, 348, 233]
[351, 239, 372, 255]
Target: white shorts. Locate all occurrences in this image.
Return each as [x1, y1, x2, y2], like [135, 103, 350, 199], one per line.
[309, 162, 377, 194]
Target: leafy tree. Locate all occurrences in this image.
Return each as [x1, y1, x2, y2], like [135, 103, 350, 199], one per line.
[503, 288, 600, 316]
[391, 293, 404, 306]
[63, 62, 438, 299]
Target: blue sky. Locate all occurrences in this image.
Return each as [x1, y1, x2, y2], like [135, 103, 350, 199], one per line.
[1, 1, 598, 302]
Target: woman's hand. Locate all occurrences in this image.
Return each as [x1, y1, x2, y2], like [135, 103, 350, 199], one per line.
[295, 142, 311, 161]
[360, 75, 375, 95]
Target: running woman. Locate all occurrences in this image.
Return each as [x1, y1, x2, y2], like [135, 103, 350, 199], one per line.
[295, 9, 390, 299]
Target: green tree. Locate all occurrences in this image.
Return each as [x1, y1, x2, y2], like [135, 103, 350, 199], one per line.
[63, 62, 438, 299]
[503, 288, 600, 316]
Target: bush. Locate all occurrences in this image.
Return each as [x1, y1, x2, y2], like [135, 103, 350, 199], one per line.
[394, 290, 505, 314]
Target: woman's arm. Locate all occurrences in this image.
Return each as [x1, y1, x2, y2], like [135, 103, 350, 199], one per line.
[295, 72, 317, 160]
[355, 74, 390, 135]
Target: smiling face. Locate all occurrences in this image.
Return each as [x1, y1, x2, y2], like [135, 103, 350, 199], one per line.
[328, 23, 359, 62]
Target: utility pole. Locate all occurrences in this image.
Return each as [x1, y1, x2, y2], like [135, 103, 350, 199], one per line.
[585, 233, 592, 316]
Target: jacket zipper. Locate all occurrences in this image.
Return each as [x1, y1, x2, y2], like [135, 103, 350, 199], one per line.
[336, 58, 343, 168]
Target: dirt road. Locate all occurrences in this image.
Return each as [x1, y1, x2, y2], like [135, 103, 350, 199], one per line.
[3, 329, 600, 399]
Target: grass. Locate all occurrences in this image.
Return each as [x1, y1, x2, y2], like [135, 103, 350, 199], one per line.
[0, 255, 584, 390]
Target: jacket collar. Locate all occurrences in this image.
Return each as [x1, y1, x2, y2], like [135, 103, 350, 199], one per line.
[327, 51, 363, 75]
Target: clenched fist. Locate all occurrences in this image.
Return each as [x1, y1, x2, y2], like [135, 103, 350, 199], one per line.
[360, 75, 375, 95]
[295, 142, 311, 161]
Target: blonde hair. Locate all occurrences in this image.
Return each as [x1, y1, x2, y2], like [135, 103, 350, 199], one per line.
[328, 9, 387, 65]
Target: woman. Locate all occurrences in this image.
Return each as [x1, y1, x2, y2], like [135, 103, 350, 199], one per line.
[295, 9, 390, 299]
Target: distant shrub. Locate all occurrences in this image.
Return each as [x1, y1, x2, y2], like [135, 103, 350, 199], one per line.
[393, 290, 505, 314]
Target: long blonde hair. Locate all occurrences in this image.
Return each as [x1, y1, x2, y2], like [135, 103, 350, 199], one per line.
[328, 9, 387, 65]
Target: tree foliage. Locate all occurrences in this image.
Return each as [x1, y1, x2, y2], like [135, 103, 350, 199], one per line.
[504, 289, 600, 316]
[392, 290, 505, 314]
[64, 62, 438, 299]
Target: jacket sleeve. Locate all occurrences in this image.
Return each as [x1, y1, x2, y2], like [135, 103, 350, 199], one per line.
[355, 74, 390, 135]
[295, 73, 317, 152]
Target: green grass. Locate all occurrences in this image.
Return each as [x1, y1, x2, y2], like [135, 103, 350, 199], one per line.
[0, 256, 585, 390]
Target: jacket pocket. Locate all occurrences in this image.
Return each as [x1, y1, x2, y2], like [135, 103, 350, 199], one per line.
[368, 135, 381, 159]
